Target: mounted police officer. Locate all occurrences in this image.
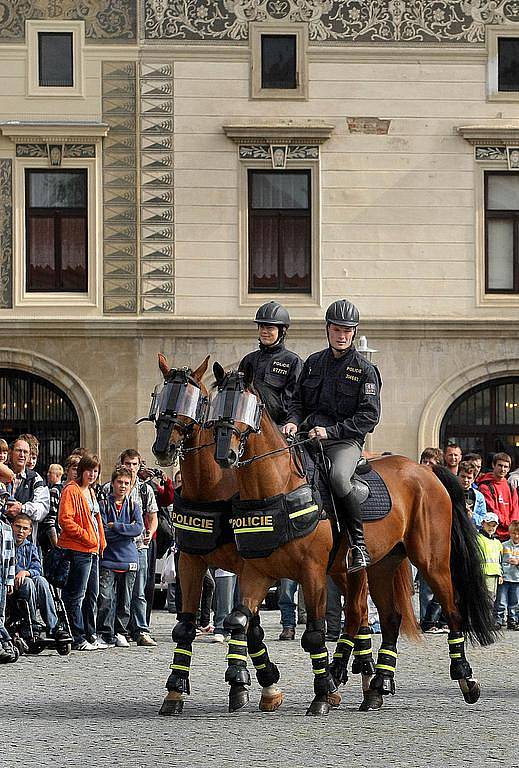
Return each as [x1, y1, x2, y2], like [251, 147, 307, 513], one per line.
[282, 299, 381, 573]
[239, 302, 303, 427]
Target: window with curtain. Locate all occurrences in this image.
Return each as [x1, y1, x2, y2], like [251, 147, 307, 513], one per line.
[38, 32, 74, 87]
[485, 172, 519, 293]
[26, 169, 88, 292]
[248, 169, 311, 293]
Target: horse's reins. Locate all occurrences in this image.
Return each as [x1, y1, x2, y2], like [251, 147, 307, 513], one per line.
[235, 435, 313, 469]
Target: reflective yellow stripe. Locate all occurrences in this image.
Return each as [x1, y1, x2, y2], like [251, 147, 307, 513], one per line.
[289, 505, 318, 520]
[313, 668, 327, 675]
[170, 664, 190, 672]
[174, 523, 213, 533]
[227, 653, 248, 661]
[375, 664, 395, 672]
[174, 648, 192, 657]
[249, 649, 266, 659]
[333, 653, 344, 659]
[234, 527, 274, 534]
[310, 652, 328, 659]
[354, 634, 372, 640]
[338, 638, 354, 646]
[448, 637, 464, 645]
[353, 648, 373, 656]
[449, 653, 462, 659]
[379, 649, 397, 658]
[255, 663, 266, 670]
[228, 639, 247, 647]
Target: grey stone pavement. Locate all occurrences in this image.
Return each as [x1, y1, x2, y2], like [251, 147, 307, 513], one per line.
[1, 608, 518, 768]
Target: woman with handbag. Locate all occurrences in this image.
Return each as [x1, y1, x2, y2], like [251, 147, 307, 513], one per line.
[58, 453, 106, 651]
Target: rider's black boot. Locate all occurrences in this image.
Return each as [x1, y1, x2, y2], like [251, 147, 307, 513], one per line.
[338, 490, 371, 573]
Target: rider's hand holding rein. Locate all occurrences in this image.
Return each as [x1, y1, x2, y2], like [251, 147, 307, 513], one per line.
[282, 422, 298, 436]
[308, 426, 328, 441]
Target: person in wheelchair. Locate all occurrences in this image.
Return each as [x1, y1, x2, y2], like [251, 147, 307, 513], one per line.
[282, 299, 381, 573]
[11, 513, 70, 643]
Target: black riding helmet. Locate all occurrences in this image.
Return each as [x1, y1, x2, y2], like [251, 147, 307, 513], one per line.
[254, 301, 290, 328]
[325, 299, 359, 328]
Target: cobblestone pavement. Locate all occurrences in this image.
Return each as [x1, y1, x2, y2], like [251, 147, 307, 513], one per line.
[2, 608, 517, 768]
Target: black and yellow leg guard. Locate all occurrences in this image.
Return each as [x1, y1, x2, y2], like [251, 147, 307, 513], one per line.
[247, 613, 280, 688]
[302, 619, 337, 697]
[448, 631, 473, 680]
[166, 613, 197, 694]
[351, 626, 376, 676]
[369, 643, 397, 696]
[329, 633, 355, 685]
[224, 605, 252, 688]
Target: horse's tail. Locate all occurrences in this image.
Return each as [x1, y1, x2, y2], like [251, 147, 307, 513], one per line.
[431, 464, 498, 646]
[394, 559, 421, 641]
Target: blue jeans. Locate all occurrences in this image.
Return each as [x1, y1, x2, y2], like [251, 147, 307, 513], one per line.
[17, 575, 58, 634]
[129, 549, 150, 637]
[0, 583, 10, 641]
[495, 581, 519, 624]
[213, 574, 237, 633]
[278, 578, 298, 629]
[97, 567, 137, 642]
[62, 551, 95, 645]
[82, 555, 99, 643]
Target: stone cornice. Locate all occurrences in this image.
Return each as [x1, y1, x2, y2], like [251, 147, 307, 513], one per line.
[456, 123, 519, 145]
[1, 318, 518, 340]
[0, 121, 110, 144]
[223, 120, 335, 146]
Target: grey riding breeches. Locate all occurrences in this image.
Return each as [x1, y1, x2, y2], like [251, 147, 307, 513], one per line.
[323, 441, 363, 499]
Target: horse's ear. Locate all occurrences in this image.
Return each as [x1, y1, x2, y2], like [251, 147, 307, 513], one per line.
[158, 353, 170, 378]
[213, 362, 225, 383]
[243, 362, 254, 388]
[192, 355, 210, 382]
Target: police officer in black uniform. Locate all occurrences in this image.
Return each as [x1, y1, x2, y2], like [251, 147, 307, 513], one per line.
[239, 301, 303, 427]
[282, 299, 381, 572]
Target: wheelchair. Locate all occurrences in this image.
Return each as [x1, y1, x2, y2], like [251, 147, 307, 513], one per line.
[6, 582, 73, 656]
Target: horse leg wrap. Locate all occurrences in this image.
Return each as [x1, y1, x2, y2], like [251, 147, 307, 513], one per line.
[167, 613, 196, 694]
[448, 631, 473, 680]
[171, 613, 197, 644]
[370, 643, 397, 696]
[330, 633, 355, 685]
[351, 626, 375, 676]
[302, 619, 337, 697]
[247, 614, 280, 688]
[225, 607, 252, 688]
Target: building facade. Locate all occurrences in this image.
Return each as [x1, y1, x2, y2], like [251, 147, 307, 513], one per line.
[1, 1, 519, 468]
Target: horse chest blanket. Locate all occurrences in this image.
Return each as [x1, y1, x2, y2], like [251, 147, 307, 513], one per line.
[172, 490, 233, 555]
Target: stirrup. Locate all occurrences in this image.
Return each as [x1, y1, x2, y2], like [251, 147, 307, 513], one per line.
[346, 545, 370, 573]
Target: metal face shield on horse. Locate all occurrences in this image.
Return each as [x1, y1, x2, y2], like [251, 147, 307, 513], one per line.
[139, 369, 208, 465]
[208, 375, 263, 468]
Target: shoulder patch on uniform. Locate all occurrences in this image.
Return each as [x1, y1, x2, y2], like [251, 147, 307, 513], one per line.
[364, 382, 377, 396]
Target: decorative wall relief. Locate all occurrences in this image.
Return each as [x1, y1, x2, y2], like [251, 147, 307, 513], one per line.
[0, 0, 136, 42]
[475, 146, 507, 161]
[139, 61, 175, 314]
[0, 160, 13, 308]
[102, 61, 138, 314]
[144, 0, 519, 43]
[239, 144, 319, 164]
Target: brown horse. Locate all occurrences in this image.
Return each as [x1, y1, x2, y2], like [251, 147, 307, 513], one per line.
[210, 364, 497, 711]
[150, 355, 284, 715]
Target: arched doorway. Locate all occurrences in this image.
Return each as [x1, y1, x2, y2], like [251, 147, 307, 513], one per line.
[0, 368, 80, 472]
[440, 376, 519, 468]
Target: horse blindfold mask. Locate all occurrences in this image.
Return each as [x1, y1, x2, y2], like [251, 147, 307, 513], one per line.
[207, 390, 262, 431]
[149, 374, 208, 425]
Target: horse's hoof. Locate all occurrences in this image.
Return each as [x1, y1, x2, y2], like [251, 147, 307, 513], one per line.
[328, 691, 342, 708]
[229, 685, 249, 713]
[459, 677, 480, 705]
[359, 690, 383, 711]
[306, 697, 330, 716]
[159, 695, 184, 716]
[259, 691, 284, 712]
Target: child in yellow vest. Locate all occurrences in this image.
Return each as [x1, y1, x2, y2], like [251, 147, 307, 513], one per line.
[477, 511, 503, 602]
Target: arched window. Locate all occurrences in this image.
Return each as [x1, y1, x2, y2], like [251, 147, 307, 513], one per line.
[440, 376, 519, 467]
[0, 369, 80, 472]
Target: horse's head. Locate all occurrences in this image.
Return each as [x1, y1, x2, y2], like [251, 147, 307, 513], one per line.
[208, 362, 264, 469]
[144, 354, 210, 466]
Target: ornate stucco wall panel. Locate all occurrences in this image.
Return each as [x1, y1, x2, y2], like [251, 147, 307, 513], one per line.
[0, 0, 136, 42]
[139, 61, 175, 314]
[0, 160, 13, 308]
[143, 0, 519, 43]
[102, 61, 138, 314]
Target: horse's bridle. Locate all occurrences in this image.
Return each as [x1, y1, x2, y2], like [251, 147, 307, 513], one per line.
[140, 367, 209, 464]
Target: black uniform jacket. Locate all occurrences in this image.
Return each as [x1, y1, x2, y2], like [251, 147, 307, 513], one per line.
[239, 342, 303, 426]
[286, 346, 381, 444]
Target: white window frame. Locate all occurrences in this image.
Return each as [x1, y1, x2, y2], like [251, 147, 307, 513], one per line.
[27, 20, 85, 98]
[487, 25, 519, 102]
[250, 22, 308, 101]
[239, 159, 321, 308]
[14, 156, 101, 309]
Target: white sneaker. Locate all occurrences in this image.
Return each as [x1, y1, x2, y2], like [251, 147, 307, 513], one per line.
[212, 633, 226, 643]
[73, 640, 97, 651]
[95, 637, 115, 649]
[115, 633, 130, 648]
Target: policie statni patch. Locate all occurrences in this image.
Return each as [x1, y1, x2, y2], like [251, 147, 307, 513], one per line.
[364, 382, 377, 396]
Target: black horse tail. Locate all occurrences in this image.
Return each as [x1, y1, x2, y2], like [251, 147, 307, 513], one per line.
[432, 464, 498, 646]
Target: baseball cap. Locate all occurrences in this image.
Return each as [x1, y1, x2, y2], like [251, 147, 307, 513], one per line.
[482, 512, 499, 524]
